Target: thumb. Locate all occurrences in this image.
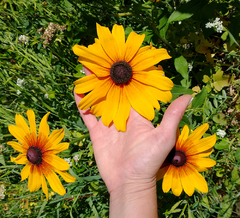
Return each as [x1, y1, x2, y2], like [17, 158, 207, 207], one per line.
[156, 94, 193, 152]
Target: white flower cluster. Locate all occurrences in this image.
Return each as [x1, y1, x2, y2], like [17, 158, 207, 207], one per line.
[216, 129, 226, 138]
[19, 35, 29, 45]
[205, 17, 223, 33]
[16, 78, 25, 95]
[0, 184, 6, 200]
[188, 63, 193, 71]
[64, 154, 80, 167]
[73, 154, 80, 164]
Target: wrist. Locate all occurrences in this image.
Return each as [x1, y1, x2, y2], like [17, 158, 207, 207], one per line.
[109, 179, 158, 218]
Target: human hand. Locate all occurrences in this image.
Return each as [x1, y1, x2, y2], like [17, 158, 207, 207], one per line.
[74, 67, 192, 217]
[74, 67, 192, 192]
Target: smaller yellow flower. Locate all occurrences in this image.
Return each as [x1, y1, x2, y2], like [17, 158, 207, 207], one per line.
[150, 0, 161, 2]
[7, 110, 76, 199]
[157, 123, 216, 196]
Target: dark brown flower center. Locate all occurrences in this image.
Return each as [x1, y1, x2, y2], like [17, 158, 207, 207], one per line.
[170, 150, 186, 167]
[27, 147, 42, 165]
[110, 61, 132, 85]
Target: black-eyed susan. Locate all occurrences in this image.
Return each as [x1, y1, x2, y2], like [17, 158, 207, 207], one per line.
[157, 123, 216, 196]
[73, 23, 173, 131]
[7, 110, 76, 199]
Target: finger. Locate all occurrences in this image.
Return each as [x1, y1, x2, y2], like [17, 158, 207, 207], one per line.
[74, 66, 98, 130]
[156, 94, 193, 148]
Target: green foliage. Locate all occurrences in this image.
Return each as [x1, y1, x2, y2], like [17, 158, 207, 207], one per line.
[0, 0, 240, 217]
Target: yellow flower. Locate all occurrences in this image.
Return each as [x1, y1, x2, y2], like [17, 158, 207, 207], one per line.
[7, 110, 76, 199]
[73, 23, 173, 131]
[157, 123, 216, 196]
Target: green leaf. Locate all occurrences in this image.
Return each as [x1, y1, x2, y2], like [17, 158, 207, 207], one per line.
[171, 84, 194, 100]
[191, 87, 207, 109]
[231, 167, 240, 185]
[0, 154, 5, 166]
[167, 0, 207, 23]
[213, 113, 227, 125]
[174, 56, 188, 79]
[215, 140, 228, 150]
[235, 148, 240, 163]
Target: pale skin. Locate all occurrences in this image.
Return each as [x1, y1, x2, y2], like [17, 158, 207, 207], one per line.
[74, 67, 193, 218]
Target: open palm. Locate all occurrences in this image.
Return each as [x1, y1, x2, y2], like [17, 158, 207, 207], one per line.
[74, 68, 192, 194]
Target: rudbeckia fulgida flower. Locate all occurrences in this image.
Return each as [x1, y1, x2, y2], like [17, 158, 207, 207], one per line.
[7, 110, 76, 199]
[73, 23, 173, 131]
[157, 123, 216, 196]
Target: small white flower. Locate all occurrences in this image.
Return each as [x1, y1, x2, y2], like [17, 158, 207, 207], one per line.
[205, 17, 223, 33]
[44, 93, 49, 99]
[64, 158, 72, 167]
[216, 129, 226, 138]
[19, 35, 29, 45]
[205, 22, 213, 29]
[16, 90, 21, 95]
[73, 154, 80, 165]
[16, 78, 25, 88]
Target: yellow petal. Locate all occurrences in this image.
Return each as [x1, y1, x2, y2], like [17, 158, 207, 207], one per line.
[21, 162, 31, 181]
[43, 154, 70, 171]
[176, 125, 190, 149]
[28, 165, 42, 192]
[96, 23, 119, 62]
[124, 82, 155, 121]
[7, 141, 27, 153]
[50, 142, 69, 155]
[74, 76, 104, 94]
[12, 153, 28, 164]
[131, 48, 171, 71]
[15, 114, 30, 136]
[90, 99, 106, 117]
[188, 164, 208, 193]
[8, 125, 30, 149]
[41, 174, 48, 200]
[43, 164, 66, 196]
[180, 166, 195, 196]
[162, 165, 174, 193]
[78, 78, 113, 110]
[44, 129, 65, 151]
[38, 112, 50, 144]
[171, 167, 182, 196]
[186, 123, 209, 143]
[113, 88, 131, 132]
[143, 85, 172, 104]
[74, 73, 97, 86]
[133, 71, 174, 91]
[187, 134, 216, 155]
[73, 44, 112, 69]
[27, 110, 37, 145]
[124, 31, 145, 62]
[132, 79, 160, 110]
[112, 24, 126, 60]
[54, 168, 76, 183]
[189, 157, 216, 169]
[101, 84, 121, 127]
[79, 61, 110, 77]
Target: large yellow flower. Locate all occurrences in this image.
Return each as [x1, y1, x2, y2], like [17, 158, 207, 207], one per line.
[73, 23, 173, 131]
[157, 123, 216, 196]
[7, 110, 76, 199]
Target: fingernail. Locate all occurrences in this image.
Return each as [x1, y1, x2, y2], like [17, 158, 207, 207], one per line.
[188, 97, 194, 106]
